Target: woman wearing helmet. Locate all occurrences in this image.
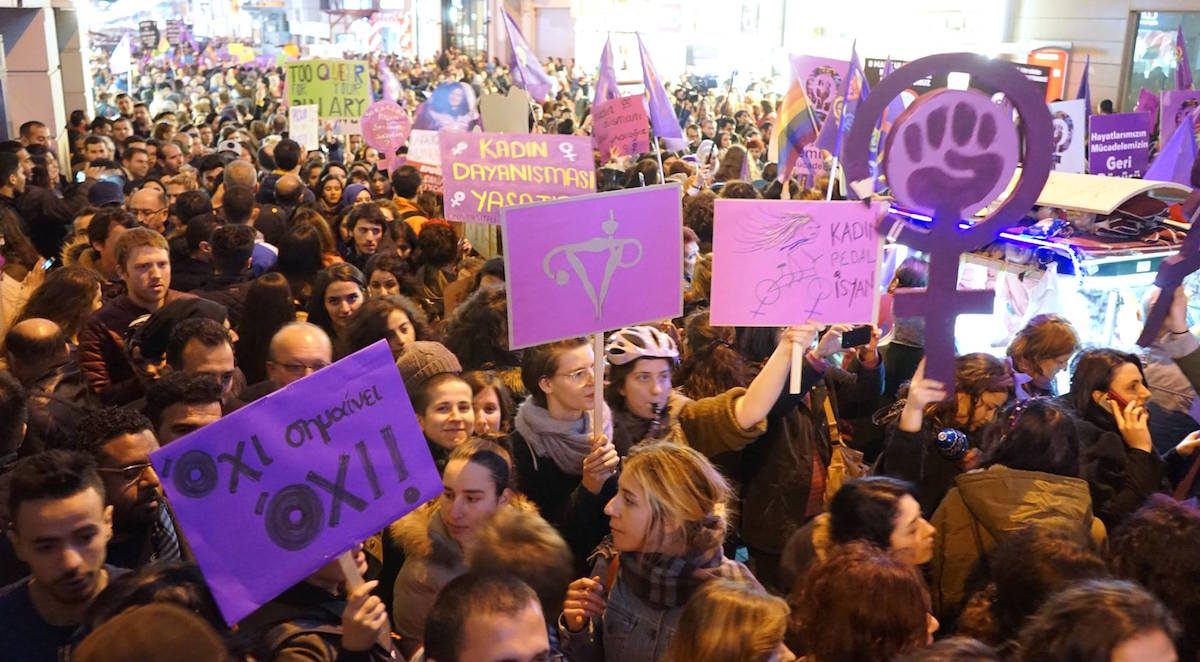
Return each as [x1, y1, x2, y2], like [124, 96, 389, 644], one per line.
[606, 323, 818, 456]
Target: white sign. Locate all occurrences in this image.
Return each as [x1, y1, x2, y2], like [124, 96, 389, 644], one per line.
[288, 104, 319, 151]
[406, 129, 441, 166]
[1049, 99, 1086, 174]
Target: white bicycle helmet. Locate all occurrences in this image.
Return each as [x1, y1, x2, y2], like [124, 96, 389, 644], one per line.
[606, 326, 680, 366]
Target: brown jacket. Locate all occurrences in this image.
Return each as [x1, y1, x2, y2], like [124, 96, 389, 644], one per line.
[930, 465, 1105, 618]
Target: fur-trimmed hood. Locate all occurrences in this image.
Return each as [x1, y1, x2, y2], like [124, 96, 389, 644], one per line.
[387, 492, 538, 568]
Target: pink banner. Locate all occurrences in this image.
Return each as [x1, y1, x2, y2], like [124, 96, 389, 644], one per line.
[710, 200, 884, 326]
[593, 95, 651, 157]
[502, 184, 683, 349]
[439, 131, 596, 225]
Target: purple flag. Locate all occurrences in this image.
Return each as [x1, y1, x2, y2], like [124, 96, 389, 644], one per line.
[1178, 25, 1194, 91]
[501, 9, 553, 101]
[1077, 54, 1092, 118]
[815, 42, 868, 160]
[636, 34, 686, 151]
[1145, 106, 1198, 184]
[1136, 88, 1161, 117]
[594, 37, 620, 109]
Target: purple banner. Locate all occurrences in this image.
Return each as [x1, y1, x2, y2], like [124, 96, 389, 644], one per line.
[150, 341, 441, 625]
[1088, 112, 1152, 178]
[440, 131, 596, 225]
[502, 184, 682, 349]
[1160, 90, 1200, 146]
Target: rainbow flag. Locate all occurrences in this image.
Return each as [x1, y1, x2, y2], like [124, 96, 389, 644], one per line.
[772, 55, 819, 182]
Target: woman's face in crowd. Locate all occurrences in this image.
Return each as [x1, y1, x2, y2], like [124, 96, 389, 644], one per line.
[540, 345, 595, 416]
[684, 241, 700, 280]
[354, 188, 373, 205]
[620, 358, 673, 421]
[385, 308, 416, 359]
[472, 387, 503, 433]
[321, 178, 343, 205]
[1029, 353, 1072, 390]
[420, 380, 474, 449]
[439, 458, 508, 548]
[606, 472, 679, 554]
[371, 174, 389, 197]
[1100, 362, 1152, 411]
[954, 390, 1009, 431]
[368, 269, 400, 297]
[328, 166, 347, 183]
[323, 281, 363, 331]
[889, 494, 936, 566]
[363, 147, 380, 164]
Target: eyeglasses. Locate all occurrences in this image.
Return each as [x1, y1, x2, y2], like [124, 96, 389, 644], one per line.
[131, 207, 166, 218]
[553, 367, 593, 384]
[97, 463, 152, 484]
[272, 360, 331, 374]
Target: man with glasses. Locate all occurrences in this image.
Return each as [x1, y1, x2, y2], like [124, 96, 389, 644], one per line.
[127, 187, 169, 234]
[67, 407, 182, 570]
[243, 322, 333, 403]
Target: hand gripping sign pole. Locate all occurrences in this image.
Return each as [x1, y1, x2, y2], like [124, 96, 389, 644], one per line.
[840, 53, 1054, 391]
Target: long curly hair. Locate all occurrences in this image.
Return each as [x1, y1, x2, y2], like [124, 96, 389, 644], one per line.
[443, 286, 521, 371]
[677, 311, 751, 399]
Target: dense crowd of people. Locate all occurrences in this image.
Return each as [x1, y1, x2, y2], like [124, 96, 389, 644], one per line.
[0, 44, 1198, 662]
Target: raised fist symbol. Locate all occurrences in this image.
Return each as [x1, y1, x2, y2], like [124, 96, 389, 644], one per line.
[885, 89, 1020, 219]
[806, 66, 841, 122]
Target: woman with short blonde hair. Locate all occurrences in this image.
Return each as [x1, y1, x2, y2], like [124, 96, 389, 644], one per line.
[561, 442, 758, 661]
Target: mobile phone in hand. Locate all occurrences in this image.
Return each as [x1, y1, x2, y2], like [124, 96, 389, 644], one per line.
[841, 325, 872, 348]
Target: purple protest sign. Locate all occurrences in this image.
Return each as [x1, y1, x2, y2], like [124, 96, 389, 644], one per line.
[1088, 112, 1151, 177]
[150, 340, 441, 625]
[841, 53, 1054, 390]
[440, 131, 596, 225]
[1160, 90, 1200, 146]
[593, 95, 650, 157]
[502, 184, 682, 349]
[710, 200, 884, 326]
[361, 100, 412, 175]
[1135, 88, 1160, 117]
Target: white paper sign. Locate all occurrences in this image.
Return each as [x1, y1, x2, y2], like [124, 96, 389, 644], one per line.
[406, 129, 442, 166]
[1049, 99, 1085, 174]
[288, 104, 320, 151]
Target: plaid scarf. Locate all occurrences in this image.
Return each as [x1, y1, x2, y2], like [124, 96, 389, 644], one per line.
[616, 547, 753, 609]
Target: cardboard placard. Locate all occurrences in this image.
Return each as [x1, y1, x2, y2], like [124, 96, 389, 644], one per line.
[479, 88, 532, 134]
[406, 129, 443, 195]
[439, 132, 596, 225]
[503, 185, 682, 349]
[285, 60, 371, 131]
[361, 100, 412, 174]
[287, 105, 319, 151]
[593, 95, 650, 158]
[711, 200, 884, 326]
[1049, 99, 1086, 174]
[1088, 112, 1152, 178]
[150, 341, 441, 625]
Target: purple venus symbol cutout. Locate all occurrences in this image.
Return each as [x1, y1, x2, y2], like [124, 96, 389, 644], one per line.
[842, 53, 1054, 391]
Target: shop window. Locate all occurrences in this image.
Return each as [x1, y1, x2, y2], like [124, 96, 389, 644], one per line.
[1124, 11, 1200, 112]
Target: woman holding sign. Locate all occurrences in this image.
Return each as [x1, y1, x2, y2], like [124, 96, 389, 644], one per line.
[604, 324, 819, 458]
[560, 442, 758, 661]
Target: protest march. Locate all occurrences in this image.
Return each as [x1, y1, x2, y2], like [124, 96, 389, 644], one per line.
[3, 5, 1200, 662]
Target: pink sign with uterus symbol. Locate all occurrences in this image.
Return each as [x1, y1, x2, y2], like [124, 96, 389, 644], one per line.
[361, 100, 412, 174]
[842, 53, 1054, 390]
[502, 184, 683, 349]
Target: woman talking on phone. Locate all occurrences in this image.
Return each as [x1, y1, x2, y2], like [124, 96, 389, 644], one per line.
[1059, 348, 1164, 528]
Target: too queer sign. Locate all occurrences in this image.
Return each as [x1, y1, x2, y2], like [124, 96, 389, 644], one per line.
[150, 341, 441, 625]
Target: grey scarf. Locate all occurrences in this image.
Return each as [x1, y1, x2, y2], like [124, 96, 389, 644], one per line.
[514, 397, 613, 475]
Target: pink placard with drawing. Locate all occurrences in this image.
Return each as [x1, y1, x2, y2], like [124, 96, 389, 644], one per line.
[710, 200, 884, 326]
[502, 184, 683, 349]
